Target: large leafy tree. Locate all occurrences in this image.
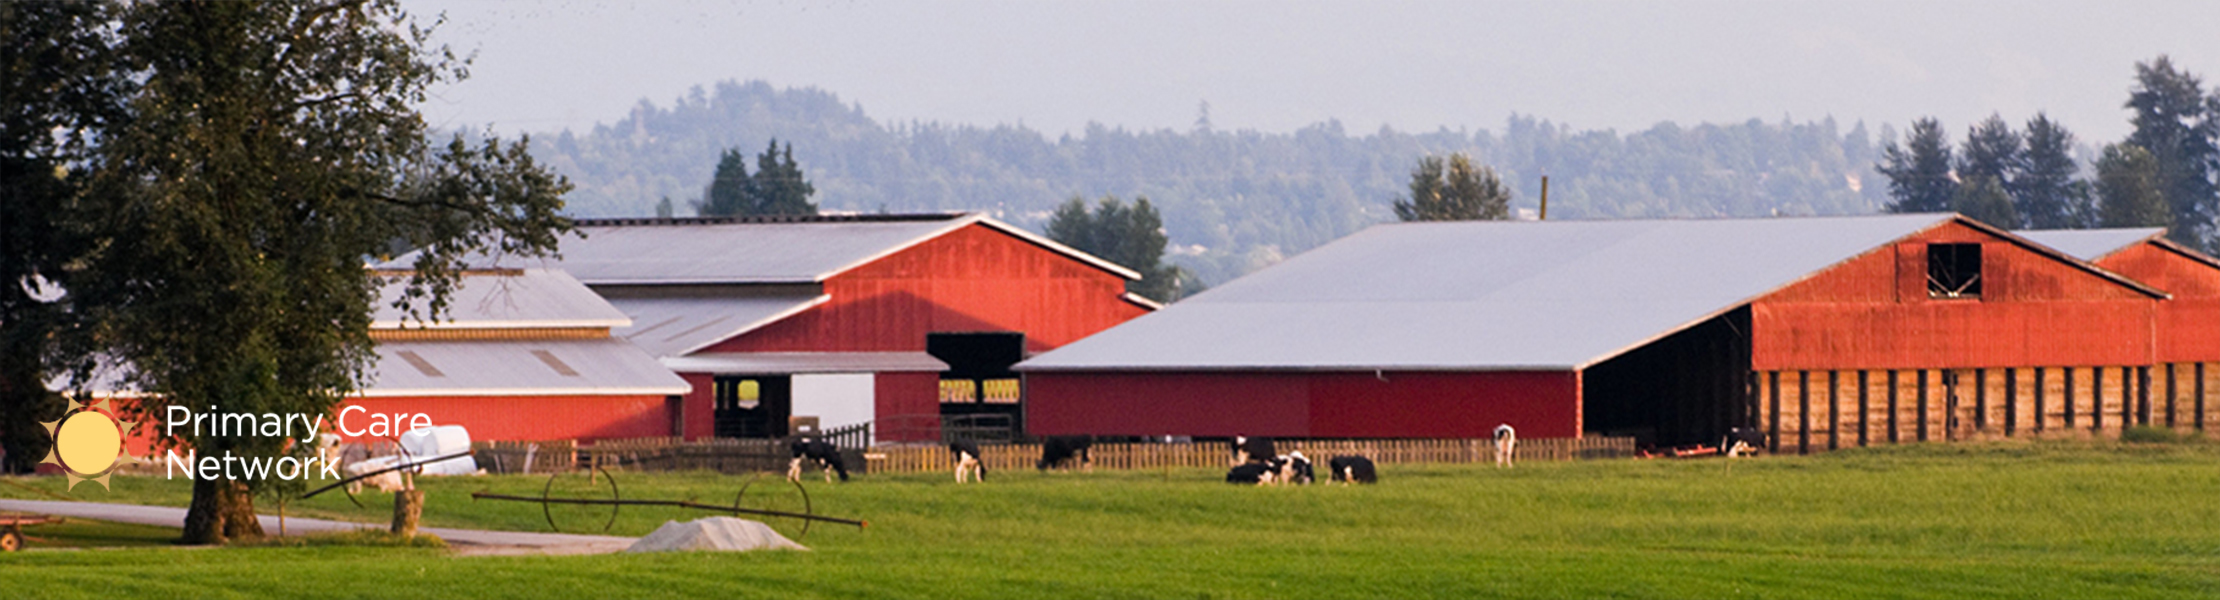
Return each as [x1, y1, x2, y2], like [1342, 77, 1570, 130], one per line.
[1879, 118, 1957, 214]
[2124, 56, 2220, 248]
[0, 1, 126, 474]
[24, 0, 573, 544]
[1047, 195, 1185, 302]
[697, 139, 816, 217]
[2017, 114, 2093, 229]
[2097, 144, 2171, 229]
[1952, 175, 2019, 228]
[1393, 153, 1511, 222]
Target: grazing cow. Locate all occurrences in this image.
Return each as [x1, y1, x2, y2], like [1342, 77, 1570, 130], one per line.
[787, 437, 850, 483]
[1275, 451, 1314, 485]
[1037, 435, 1094, 471]
[343, 458, 407, 494]
[1328, 455, 1377, 484]
[1230, 435, 1276, 467]
[950, 439, 986, 483]
[1722, 427, 1767, 457]
[1493, 424, 1517, 468]
[1225, 461, 1276, 485]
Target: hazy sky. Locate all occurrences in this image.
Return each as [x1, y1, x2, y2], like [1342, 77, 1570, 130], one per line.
[405, 0, 2220, 144]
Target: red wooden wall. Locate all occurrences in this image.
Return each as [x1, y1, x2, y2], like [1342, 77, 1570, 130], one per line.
[1753, 221, 2160, 371]
[1026, 370, 1581, 439]
[2095, 242, 2220, 363]
[700, 223, 1149, 354]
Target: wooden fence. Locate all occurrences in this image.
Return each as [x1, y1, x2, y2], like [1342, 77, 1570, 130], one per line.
[865, 437, 1637, 475]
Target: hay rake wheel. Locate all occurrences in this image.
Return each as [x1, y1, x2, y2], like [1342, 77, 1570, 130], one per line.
[540, 467, 621, 534]
[734, 472, 814, 540]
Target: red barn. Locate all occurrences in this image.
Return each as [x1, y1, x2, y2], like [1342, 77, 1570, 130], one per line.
[1021, 214, 2171, 451]
[2022, 228, 2220, 430]
[526, 214, 1153, 443]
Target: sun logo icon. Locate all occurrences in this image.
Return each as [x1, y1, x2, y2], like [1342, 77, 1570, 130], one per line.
[41, 399, 138, 491]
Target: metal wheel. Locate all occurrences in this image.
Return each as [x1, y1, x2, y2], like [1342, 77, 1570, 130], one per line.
[1, 528, 21, 552]
[735, 472, 813, 540]
[540, 467, 620, 533]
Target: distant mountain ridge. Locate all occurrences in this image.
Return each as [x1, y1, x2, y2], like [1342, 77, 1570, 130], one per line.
[531, 80, 1890, 284]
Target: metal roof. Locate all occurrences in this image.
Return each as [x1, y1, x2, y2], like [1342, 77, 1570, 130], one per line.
[606, 295, 829, 357]
[2015, 228, 2165, 261]
[372, 269, 630, 329]
[395, 213, 1139, 284]
[364, 338, 690, 397]
[661, 352, 949, 375]
[1020, 213, 2126, 372]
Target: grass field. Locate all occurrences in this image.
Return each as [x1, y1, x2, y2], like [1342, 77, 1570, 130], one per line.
[3, 440, 2219, 599]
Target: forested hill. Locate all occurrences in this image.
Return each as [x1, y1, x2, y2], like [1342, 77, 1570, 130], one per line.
[533, 80, 1891, 284]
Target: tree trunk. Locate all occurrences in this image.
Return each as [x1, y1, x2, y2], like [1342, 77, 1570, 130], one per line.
[391, 489, 423, 537]
[182, 478, 263, 544]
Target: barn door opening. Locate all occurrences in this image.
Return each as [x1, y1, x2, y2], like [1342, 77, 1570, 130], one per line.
[712, 375, 791, 439]
[1582, 306, 1753, 448]
[928, 332, 1025, 443]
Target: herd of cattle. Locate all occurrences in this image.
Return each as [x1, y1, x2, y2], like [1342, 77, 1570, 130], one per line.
[781, 424, 1548, 486]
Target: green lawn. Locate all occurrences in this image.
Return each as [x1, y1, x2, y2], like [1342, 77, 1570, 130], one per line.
[4, 440, 2219, 599]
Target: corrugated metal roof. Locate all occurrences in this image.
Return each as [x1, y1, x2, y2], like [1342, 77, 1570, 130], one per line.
[1020, 214, 1986, 372]
[662, 352, 948, 374]
[605, 295, 828, 357]
[373, 269, 629, 329]
[393, 213, 1139, 284]
[2016, 228, 2165, 260]
[365, 338, 689, 397]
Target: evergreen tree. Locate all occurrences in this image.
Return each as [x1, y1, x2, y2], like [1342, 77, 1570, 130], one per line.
[2124, 56, 2220, 247]
[1392, 153, 1511, 221]
[697, 148, 751, 216]
[2097, 144, 2171, 228]
[1957, 115, 2023, 225]
[1953, 175, 2019, 228]
[2016, 114, 2091, 229]
[753, 138, 817, 216]
[1046, 195, 1183, 302]
[1879, 118, 1957, 214]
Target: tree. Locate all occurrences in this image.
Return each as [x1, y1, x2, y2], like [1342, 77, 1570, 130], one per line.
[0, 0, 124, 474]
[1878, 118, 1957, 214]
[697, 148, 752, 217]
[697, 139, 816, 217]
[1953, 175, 2019, 228]
[1956, 115, 2023, 226]
[2017, 114, 2093, 229]
[2124, 56, 2219, 247]
[37, 0, 574, 544]
[1393, 153, 1511, 221]
[1046, 196, 1183, 302]
[2097, 144, 2171, 228]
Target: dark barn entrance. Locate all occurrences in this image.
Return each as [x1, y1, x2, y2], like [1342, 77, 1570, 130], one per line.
[712, 375, 791, 439]
[1582, 306, 1753, 448]
[928, 332, 1026, 442]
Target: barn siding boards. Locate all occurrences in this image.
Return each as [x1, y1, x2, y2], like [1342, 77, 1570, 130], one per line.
[1024, 370, 1583, 439]
[702, 224, 1146, 355]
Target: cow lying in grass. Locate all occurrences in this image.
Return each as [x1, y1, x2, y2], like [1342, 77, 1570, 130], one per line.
[1230, 435, 1276, 467]
[1722, 427, 1767, 457]
[1226, 452, 1312, 486]
[1037, 435, 1093, 471]
[950, 439, 986, 483]
[787, 437, 850, 483]
[1328, 455, 1377, 484]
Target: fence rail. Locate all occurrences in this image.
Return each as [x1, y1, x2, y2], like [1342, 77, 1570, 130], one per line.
[865, 437, 1636, 475]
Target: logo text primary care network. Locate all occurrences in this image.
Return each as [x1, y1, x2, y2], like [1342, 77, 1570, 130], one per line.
[163, 406, 432, 481]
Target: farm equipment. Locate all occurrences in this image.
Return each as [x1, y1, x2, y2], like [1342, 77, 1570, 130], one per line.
[0, 512, 60, 552]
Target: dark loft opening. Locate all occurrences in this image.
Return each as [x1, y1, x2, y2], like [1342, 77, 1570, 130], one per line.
[1927, 243, 1982, 298]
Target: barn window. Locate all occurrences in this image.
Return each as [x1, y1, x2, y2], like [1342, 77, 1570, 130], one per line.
[981, 378, 1022, 404]
[939, 379, 977, 403]
[1927, 243, 1982, 298]
[715, 379, 760, 410]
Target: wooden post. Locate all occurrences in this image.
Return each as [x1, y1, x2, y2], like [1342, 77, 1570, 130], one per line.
[2004, 367, 2017, 437]
[1916, 370, 1929, 442]
[1798, 370, 1811, 454]
[1827, 370, 1840, 451]
[1856, 370, 1870, 447]
[2092, 367, 2104, 432]
[2033, 367, 2046, 434]
[392, 489, 424, 537]
[2166, 363, 2178, 429]
[2137, 366, 2152, 427]
[1887, 370, 1900, 444]
[1768, 371, 1781, 452]
[1975, 368, 1989, 433]
[2064, 367, 2077, 430]
[2198, 363, 2208, 431]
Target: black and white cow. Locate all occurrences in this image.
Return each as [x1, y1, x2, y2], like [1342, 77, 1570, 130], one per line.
[787, 437, 849, 483]
[1328, 455, 1377, 484]
[1037, 435, 1094, 471]
[1722, 427, 1767, 457]
[950, 439, 986, 483]
[1493, 424, 1517, 468]
[1230, 435, 1276, 467]
[1225, 461, 1276, 485]
[1276, 451, 1314, 485]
